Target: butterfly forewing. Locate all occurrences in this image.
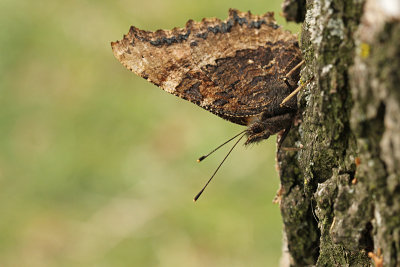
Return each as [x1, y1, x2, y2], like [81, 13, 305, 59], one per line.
[111, 9, 302, 125]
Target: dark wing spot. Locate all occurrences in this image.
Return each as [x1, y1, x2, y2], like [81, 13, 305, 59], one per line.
[141, 72, 149, 80]
[184, 81, 202, 100]
[212, 99, 229, 106]
[249, 20, 266, 29]
[196, 32, 208, 39]
[249, 76, 265, 87]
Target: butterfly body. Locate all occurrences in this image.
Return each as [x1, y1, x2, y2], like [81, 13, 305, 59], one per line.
[111, 9, 302, 145]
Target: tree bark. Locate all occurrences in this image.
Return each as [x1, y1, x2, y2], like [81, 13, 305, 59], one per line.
[278, 0, 400, 266]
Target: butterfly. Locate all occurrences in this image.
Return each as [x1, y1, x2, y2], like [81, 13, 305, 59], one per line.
[111, 9, 303, 200]
[112, 9, 302, 145]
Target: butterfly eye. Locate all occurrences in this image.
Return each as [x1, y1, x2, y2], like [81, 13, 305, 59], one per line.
[250, 124, 263, 134]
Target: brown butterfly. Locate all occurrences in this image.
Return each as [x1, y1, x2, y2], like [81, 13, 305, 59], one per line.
[111, 9, 302, 200]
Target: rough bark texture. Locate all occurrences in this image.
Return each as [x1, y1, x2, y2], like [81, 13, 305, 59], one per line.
[278, 0, 400, 266]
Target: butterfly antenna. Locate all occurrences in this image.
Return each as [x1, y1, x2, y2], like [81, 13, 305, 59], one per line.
[194, 132, 246, 202]
[197, 130, 246, 162]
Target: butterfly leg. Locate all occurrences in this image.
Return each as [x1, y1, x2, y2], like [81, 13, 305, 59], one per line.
[277, 119, 305, 153]
[280, 76, 314, 107]
[277, 123, 292, 150]
[280, 59, 304, 89]
[285, 59, 304, 79]
[282, 76, 294, 90]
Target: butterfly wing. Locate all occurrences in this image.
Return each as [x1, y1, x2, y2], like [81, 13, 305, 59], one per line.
[111, 9, 301, 126]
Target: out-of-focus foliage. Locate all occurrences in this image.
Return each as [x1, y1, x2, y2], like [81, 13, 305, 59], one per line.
[0, 0, 299, 266]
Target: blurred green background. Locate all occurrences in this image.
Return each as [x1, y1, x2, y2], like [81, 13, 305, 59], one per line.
[0, 0, 299, 266]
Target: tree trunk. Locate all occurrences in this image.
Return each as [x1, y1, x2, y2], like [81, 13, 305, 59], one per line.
[278, 0, 400, 266]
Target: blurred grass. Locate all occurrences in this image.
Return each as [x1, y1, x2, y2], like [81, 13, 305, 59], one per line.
[0, 0, 300, 266]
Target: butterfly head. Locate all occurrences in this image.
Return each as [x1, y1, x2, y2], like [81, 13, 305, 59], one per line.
[245, 112, 295, 145]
